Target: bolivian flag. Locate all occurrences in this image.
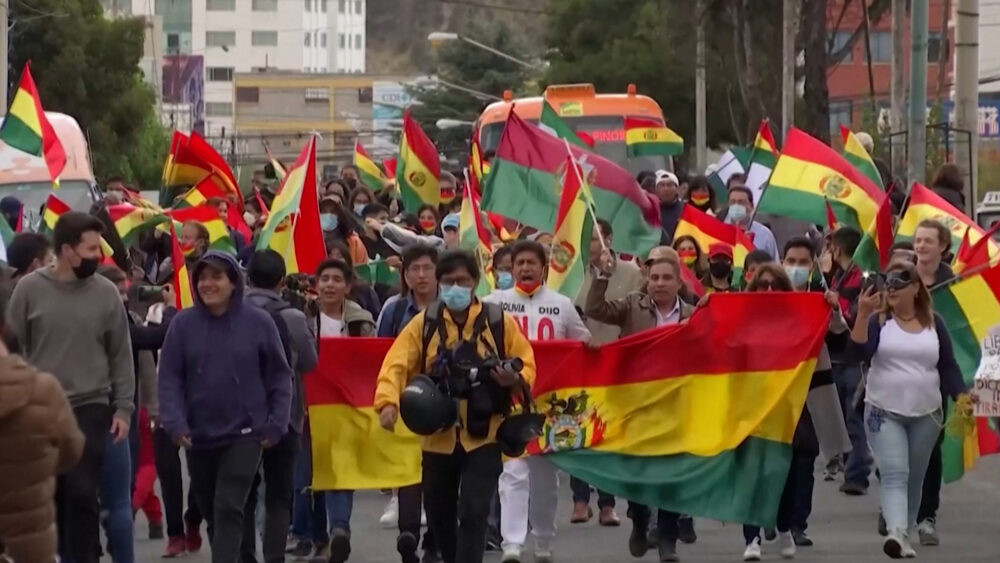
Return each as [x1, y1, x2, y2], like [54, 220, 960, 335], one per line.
[307, 337, 422, 490]
[107, 204, 170, 246]
[256, 137, 325, 275]
[759, 127, 884, 231]
[840, 126, 884, 189]
[459, 174, 495, 297]
[851, 190, 894, 272]
[932, 263, 1000, 482]
[169, 222, 195, 309]
[174, 178, 226, 209]
[165, 205, 236, 255]
[897, 183, 999, 258]
[624, 117, 683, 157]
[953, 222, 1000, 275]
[396, 110, 441, 211]
[546, 156, 594, 300]
[745, 120, 779, 202]
[0, 62, 66, 183]
[530, 293, 830, 527]
[354, 140, 386, 191]
[41, 193, 71, 233]
[673, 205, 755, 281]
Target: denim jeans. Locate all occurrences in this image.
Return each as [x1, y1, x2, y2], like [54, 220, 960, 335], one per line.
[627, 503, 679, 541]
[918, 430, 944, 523]
[291, 429, 328, 545]
[834, 363, 873, 487]
[865, 405, 942, 534]
[100, 434, 134, 563]
[57, 404, 111, 563]
[325, 491, 354, 532]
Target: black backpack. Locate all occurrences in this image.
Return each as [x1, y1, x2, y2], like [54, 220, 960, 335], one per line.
[419, 301, 505, 369]
[256, 299, 294, 367]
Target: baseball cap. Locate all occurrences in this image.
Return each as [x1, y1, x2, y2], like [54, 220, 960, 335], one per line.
[708, 243, 733, 260]
[644, 246, 678, 265]
[655, 170, 679, 186]
[441, 213, 460, 231]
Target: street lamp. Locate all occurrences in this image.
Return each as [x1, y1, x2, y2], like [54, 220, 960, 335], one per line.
[414, 76, 502, 102]
[426, 31, 545, 71]
[436, 119, 475, 130]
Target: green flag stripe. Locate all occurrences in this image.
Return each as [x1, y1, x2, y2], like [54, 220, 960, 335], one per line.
[0, 114, 43, 156]
[844, 152, 885, 189]
[931, 286, 978, 482]
[626, 142, 683, 158]
[757, 186, 862, 230]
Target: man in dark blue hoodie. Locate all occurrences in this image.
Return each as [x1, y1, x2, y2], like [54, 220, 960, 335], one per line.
[158, 251, 293, 562]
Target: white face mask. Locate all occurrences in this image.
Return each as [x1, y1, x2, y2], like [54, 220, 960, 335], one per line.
[728, 204, 748, 224]
[243, 211, 257, 226]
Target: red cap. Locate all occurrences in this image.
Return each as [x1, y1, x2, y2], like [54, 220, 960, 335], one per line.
[708, 243, 733, 260]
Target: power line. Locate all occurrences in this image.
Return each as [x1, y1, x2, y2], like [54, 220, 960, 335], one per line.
[428, 0, 547, 15]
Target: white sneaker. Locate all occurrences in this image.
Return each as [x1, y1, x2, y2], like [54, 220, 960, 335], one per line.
[534, 538, 553, 562]
[884, 530, 905, 558]
[778, 531, 795, 558]
[501, 544, 523, 562]
[743, 537, 762, 561]
[901, 534, 917, 558]
[379, 495, 398, 528]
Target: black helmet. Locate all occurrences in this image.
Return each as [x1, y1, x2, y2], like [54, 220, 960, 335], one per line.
[496, 412, 545, 457]
[400, 375, 458, 436]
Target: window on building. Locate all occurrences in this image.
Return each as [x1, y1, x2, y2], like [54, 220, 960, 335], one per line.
[167, 33, 180, 51]
[252, 31, 278, 46]
[322, 0, 328, 12]
[830, 31, 854, 63]
[339, 0, 345, 13]
[206, 0, 236, 10]
[252, 0, 278, 11]
[868, 31, 892, 63]
[354, 34, 362, 49]
[339, 33, 345, 48]
[928, 32, 947, 62]
[207, 67, 234, 82]
[306, 88, 330, 102]
[206, 102, 234, 117]
[206, 31, 236, 48]
[829, 100, 853, 133]
[355, 0, 362, 14]
[305, 33, 312, 47]
[321, 32, 327, 47]
[236, 87, 260, 103]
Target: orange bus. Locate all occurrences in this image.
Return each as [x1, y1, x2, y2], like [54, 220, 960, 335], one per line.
[476, 83, 672, 176]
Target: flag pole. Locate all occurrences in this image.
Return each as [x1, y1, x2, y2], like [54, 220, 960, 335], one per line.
[562, 138, 608, 254]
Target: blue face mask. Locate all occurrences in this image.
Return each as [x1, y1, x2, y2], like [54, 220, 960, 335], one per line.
[320, 213, 338, 232]
[496, 271, 514, 290]
[440, 283, 473, 311]
[728, 204, 748, 224]
[353, 203, 367, 216]
[784, 265, 811, 289]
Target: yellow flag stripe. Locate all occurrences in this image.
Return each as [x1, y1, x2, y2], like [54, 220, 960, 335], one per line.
[625, 127, 683, 145]
[9, 88, 43, 136]
[769, 153, 880, 229]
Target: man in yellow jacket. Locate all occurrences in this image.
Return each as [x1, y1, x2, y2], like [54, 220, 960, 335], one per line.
[375, 250, 536, 563]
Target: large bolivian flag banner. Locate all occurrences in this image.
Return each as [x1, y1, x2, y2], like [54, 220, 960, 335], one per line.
[308, 294, 828, 526]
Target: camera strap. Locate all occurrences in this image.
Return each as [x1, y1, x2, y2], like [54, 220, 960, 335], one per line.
[420, 301, 507, 370]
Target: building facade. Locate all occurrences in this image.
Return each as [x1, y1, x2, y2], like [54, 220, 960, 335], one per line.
[117, 0, 366, 136]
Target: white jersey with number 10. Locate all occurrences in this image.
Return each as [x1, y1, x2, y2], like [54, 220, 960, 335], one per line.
[483, 286, 591, 343]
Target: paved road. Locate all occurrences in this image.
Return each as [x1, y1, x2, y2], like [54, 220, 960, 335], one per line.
[134, 456, 1000, 562]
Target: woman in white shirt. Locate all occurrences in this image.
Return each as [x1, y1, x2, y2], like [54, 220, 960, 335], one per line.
[850, 262, 965, 559]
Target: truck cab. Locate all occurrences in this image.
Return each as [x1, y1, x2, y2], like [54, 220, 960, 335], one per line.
[976, 191, 1000, 233]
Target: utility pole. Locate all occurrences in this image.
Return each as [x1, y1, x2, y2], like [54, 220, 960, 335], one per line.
[695, 0, 706, 172]
[908, 0, 929, 186]
[781, 0, 799, 144]
[954, 0, 979, 214]
[0, 0, 7, 110]
[890, 0, 907, 179]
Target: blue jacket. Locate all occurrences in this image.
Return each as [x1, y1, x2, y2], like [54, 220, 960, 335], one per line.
[157, 251, 293, 449]
[851, 312, 967, 403]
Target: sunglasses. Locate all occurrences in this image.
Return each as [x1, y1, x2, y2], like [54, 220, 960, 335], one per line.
[754, 280, 778, 291]
[885, 270, 914, 291]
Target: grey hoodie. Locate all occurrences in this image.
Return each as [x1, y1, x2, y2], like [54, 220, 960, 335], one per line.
[5, 266, 135, 421]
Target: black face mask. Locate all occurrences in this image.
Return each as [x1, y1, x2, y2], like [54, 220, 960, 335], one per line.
[344, 178, 357, 190]
[709, 261, 732, 280]
[73, 257, 100, 279]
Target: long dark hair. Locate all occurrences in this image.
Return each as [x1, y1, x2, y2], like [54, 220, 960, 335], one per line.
[684, 175, 717, 212]
[747, 263, 792, 292]
[882, 260, 934, 329]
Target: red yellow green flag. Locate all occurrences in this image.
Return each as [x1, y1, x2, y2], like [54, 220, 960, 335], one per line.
[897, 183, 999, 258]
[840, 126, 885, 189]
[0, 62, 66, 183]
[624, 116, 684, 157]
[165, 205, 236, 255]
[354, 140, 386, 190]
[169, 222, 195, 309]
[546, 156, 594, 300]
[41, 193, 71, 233]
[256, 137, 325, 275]
[758, 127, 884, 231]
[851, 190, 894, 272]
[173, 178, 227, 209]
[953, 222, 1000, 276]
[107, 204, 170, 246]
[396, 110, 441, 211]
[673, 204, 754, 281]
[931, 264, 1000, 482]
[459, 174, 495, 297]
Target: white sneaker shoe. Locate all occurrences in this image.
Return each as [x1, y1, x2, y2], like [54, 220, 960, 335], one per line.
[778, 531, 795, 558]
[743, 537, 762, 561]
[534, 538, 553, 562]
[379, 495, 398, 528]
[501, 544, 523, 562]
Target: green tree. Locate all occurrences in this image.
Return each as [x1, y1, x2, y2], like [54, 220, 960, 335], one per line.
[10, 0, 167, 189]
[408, 19, 533, 165]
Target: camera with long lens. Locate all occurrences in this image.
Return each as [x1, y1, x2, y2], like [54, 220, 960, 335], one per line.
[136, 285, 164, 301]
